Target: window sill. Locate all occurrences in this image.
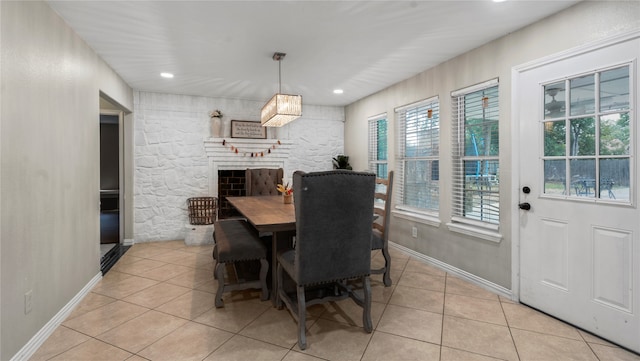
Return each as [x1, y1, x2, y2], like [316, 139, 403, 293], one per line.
[446, 220, 503, 243]
[392, 209, 441, 228]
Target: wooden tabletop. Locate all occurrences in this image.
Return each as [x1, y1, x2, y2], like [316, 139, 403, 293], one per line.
[226, 196, 296, 233]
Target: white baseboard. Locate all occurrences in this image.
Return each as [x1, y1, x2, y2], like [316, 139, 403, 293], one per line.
[123, 238, 134, 246]
[10, 272, 103, 361]
[389, 242, 513, 300]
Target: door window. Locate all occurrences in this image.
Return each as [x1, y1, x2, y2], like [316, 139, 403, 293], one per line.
[542, 65, 631, 202]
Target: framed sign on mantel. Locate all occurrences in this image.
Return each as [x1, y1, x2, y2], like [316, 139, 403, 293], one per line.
[231, 120, 267, 139]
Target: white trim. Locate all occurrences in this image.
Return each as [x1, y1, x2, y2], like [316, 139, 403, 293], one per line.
[510, 28, 640, 304]
[451, 78, 499, 97]
[513, 29, 640, 73]
[367, 112, 387, 121]
[450, 216, 500, 232]
[392, 208, 441, 228]
[394, 95, 439, 113]
[511, 65, 523, 302]
[10, 273, 102, 361]
[390, 242, 513, 300]
[446, 219, 503, 243]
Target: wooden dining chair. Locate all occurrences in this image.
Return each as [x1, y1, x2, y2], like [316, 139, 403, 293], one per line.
[372, 170, 394, 287]
[276, 170, 375, 350]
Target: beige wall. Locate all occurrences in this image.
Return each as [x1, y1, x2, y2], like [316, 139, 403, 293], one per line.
[0, 1, 133, 359]
[344, 1, 640, 288]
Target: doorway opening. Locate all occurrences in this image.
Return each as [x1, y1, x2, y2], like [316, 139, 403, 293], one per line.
[100, 113, 123, 273]
[99, 93, 133, 274]
[100, 114, 120, 245]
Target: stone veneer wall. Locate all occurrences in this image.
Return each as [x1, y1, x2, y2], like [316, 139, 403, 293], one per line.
[133, 91, 345, 242]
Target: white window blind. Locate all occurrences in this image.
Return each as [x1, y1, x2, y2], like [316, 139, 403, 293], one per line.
[451, 80, 500, 224]
[395, 97, 439, 213]
[368, 114, 388, 178]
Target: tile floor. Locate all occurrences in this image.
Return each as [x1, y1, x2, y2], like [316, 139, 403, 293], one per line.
[31, 241, 640, 361]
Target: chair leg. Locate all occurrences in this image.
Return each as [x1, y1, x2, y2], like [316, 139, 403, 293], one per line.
[381, 245, 392, 287]
[362, 276, 373, 333]
[214, 262, 225, 308]
[212, 245, 218, 279]
[259, 258, 269, 301]
[297, 285, 307, 350]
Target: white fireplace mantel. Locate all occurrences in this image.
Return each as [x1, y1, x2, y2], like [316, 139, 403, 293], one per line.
[204, 137, 294, 196]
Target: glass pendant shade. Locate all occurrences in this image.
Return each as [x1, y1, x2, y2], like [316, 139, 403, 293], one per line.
[261, 93, 302, 127]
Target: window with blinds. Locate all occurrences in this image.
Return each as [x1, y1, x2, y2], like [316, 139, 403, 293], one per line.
[396, 97, 439, 213]
[368, 114, 388, 178]
[451, 80, 499, 225]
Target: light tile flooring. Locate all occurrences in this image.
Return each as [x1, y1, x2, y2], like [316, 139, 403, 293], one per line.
[31, 241, 640, 361]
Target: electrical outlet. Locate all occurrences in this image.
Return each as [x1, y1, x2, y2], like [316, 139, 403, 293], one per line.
[412, 226, 418, 238]
[25, 290, 33, 314]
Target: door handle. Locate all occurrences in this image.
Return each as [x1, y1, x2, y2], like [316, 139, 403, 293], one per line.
[518, 202, 531, 211]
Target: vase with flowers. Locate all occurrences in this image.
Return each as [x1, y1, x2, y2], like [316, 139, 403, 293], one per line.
[209, 109, 223, 138]
[277, 183, 293, 204]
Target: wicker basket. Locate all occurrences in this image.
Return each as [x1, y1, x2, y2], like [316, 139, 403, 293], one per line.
[187, 197, 217, 225]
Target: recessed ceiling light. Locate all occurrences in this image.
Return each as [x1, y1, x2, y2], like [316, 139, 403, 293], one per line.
[333, 89, 344, 94]
[160, 72, 174, 78]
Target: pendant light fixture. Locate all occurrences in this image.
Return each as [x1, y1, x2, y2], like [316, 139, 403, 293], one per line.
[261, 52, 302, 127]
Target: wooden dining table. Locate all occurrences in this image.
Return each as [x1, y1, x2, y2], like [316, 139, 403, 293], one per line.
[225, 195, 296, 305]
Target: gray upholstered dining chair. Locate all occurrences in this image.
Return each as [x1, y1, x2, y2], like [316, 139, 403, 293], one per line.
[371, 170, 394, 286]
[245, 168, 284, 241]
[276, 170, 375, 350]
[245, 168, 284, 196]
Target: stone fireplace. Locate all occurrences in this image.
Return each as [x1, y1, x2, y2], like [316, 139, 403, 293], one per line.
[204, 138, 294, 218]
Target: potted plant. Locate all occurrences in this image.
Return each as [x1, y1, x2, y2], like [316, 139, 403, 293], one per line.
[277, 183, 293, 204]
[332, 155, 352, 170]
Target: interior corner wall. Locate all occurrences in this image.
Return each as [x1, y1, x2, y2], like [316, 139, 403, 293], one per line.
[344, 1, 640, 289]
[133, 92, 344, 242]
[0, 1, 133, 359]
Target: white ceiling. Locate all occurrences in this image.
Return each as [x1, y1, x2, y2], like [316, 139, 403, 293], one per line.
[48, 0, 580, 107]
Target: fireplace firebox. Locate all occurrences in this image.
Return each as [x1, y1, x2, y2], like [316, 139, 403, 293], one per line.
[217, 170, 246, 219]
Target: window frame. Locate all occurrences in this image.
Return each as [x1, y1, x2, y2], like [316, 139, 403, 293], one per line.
[449, 79, 502, 241]
[368, 113, 388, 178]
[394, 96, 440, 218]
[540, 63, 633, 205]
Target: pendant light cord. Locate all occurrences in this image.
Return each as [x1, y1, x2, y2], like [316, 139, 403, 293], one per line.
[278, 59, 282, 93]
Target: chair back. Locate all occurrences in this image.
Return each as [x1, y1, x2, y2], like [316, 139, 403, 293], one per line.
[245, 168, 284, 196]
[293, 170, 375, 285]
[373, 171, 394, 242]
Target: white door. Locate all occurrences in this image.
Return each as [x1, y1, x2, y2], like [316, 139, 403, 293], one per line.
[517, 35, 640, 352]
